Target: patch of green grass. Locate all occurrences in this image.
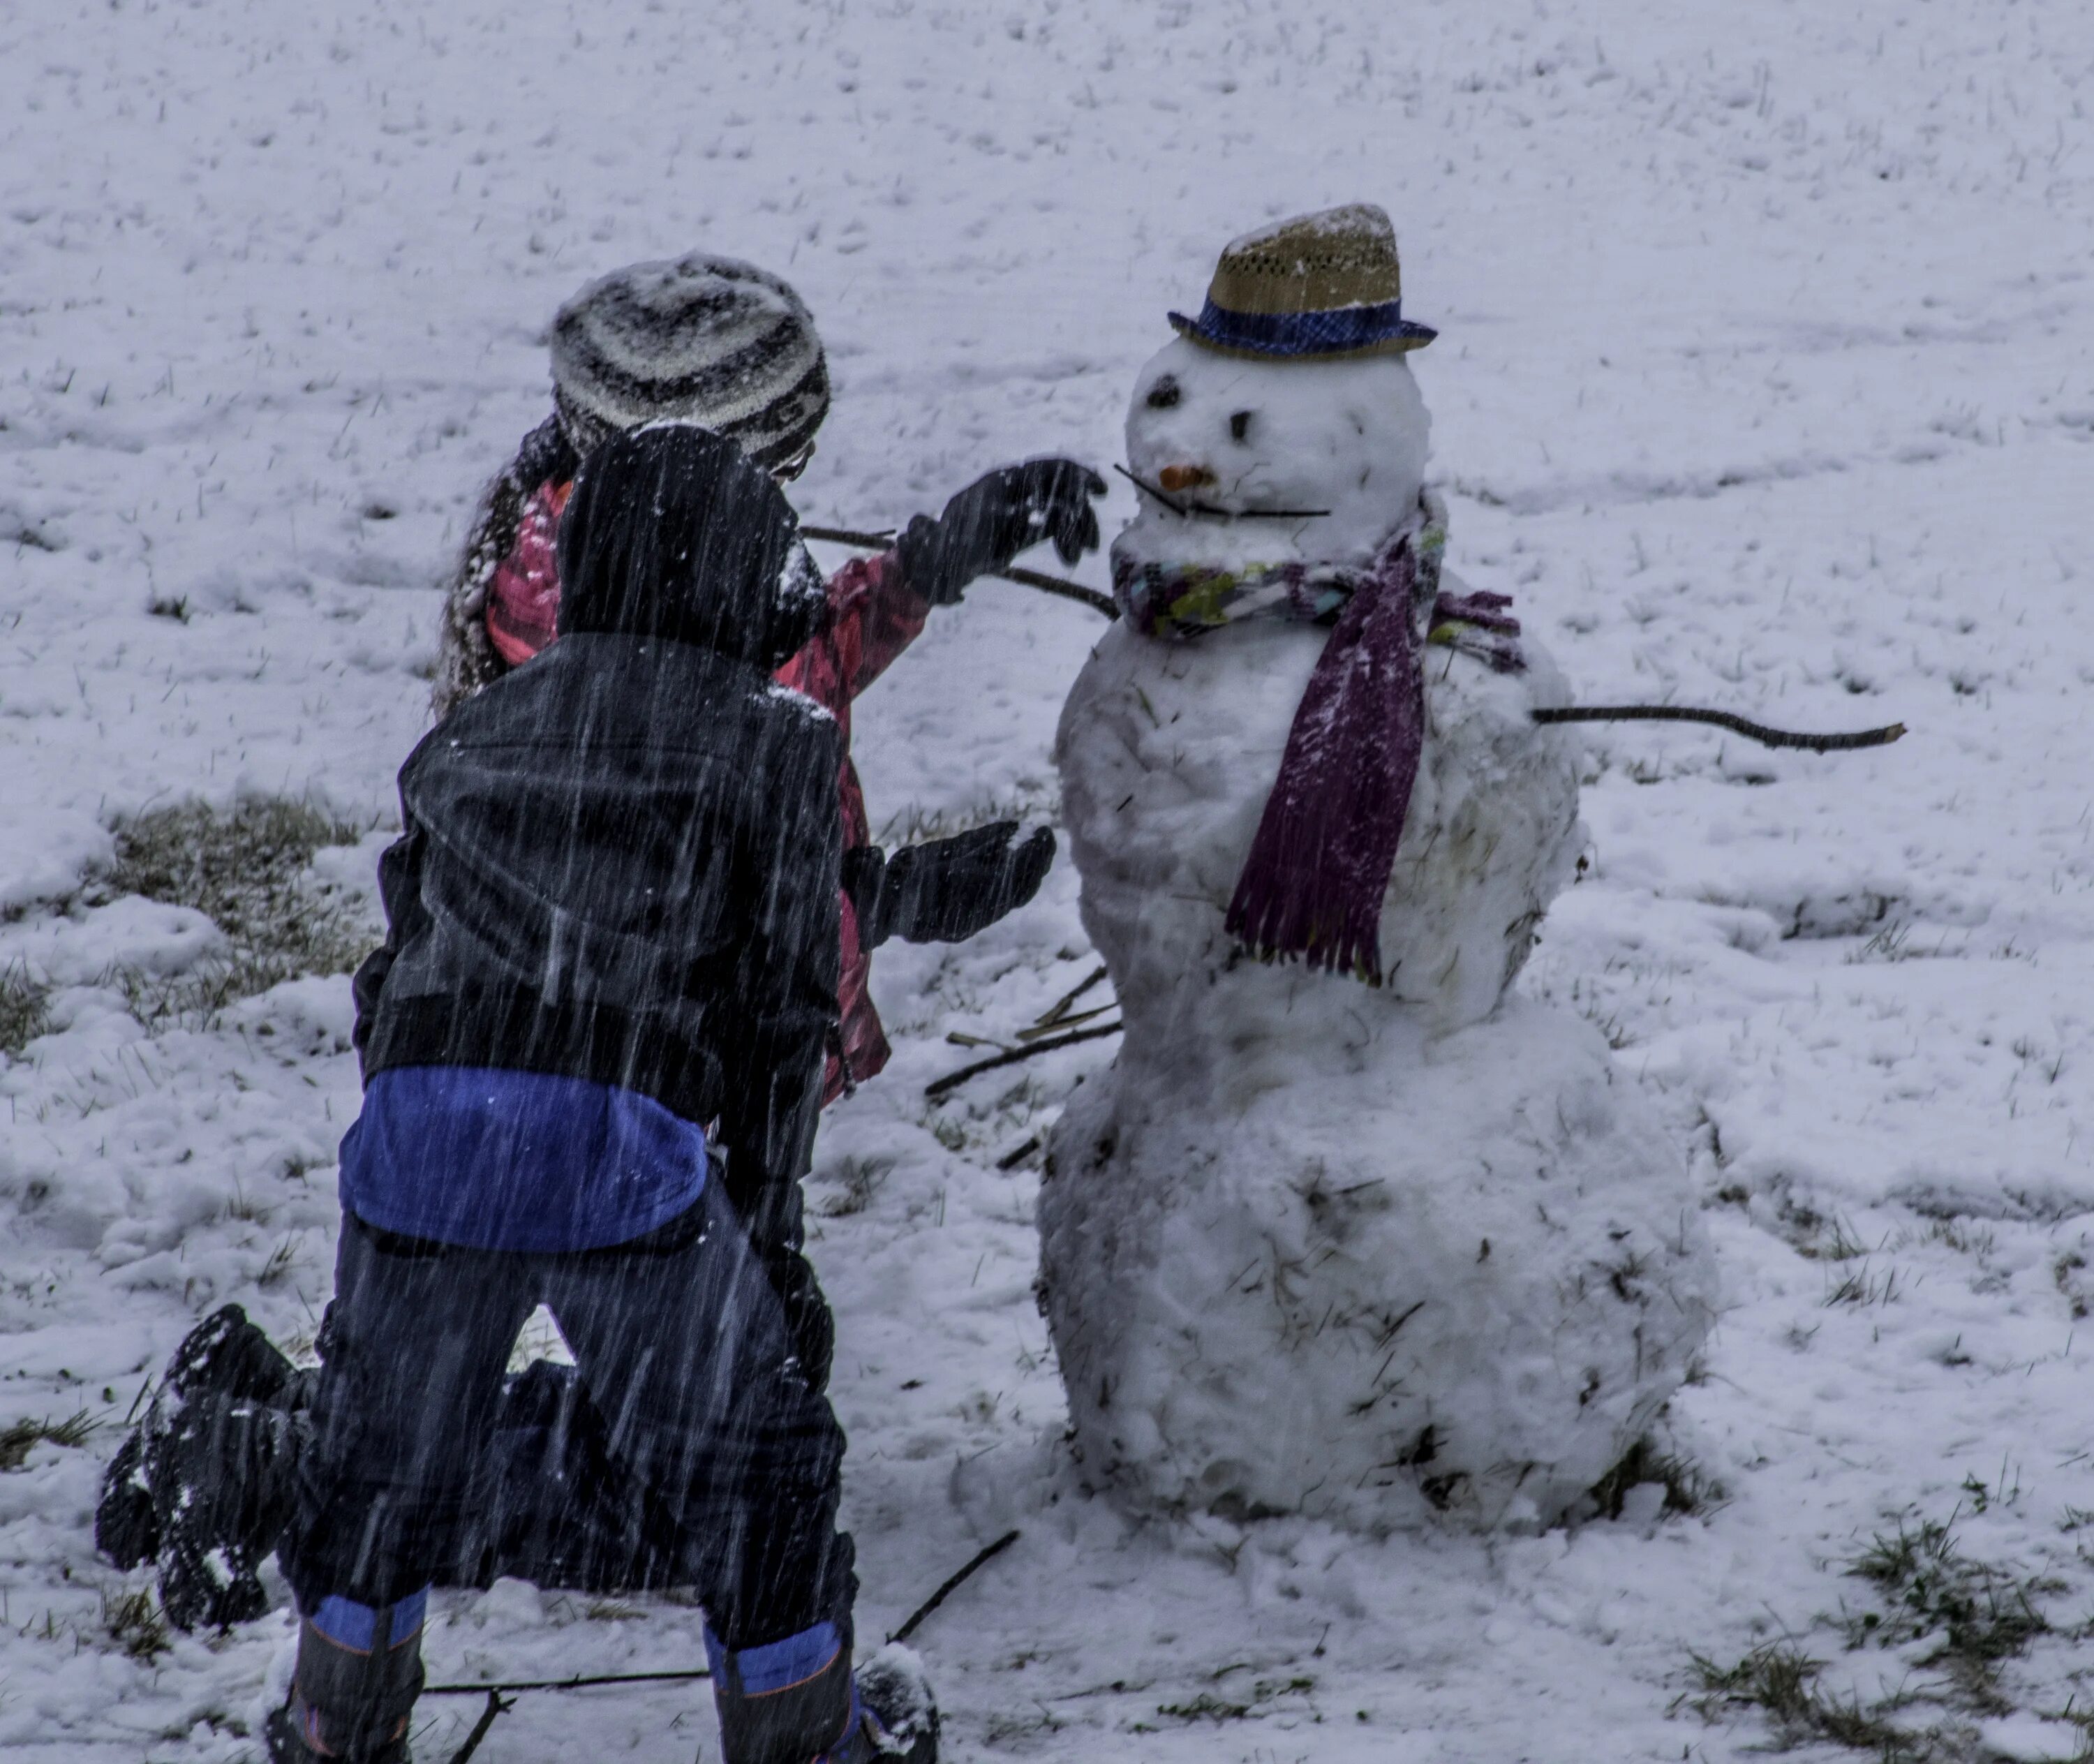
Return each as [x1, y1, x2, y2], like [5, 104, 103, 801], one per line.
[108, 795, 364, 947]
[1684, 1643, 1926, 1761]
[1926, 1217, 1996, 1259]
[0, 961, 52, 1056]
[1825, 1262, 1903, 1307]
[922, 1111, 967, 1155]
[1155, 1693, 1252, 1723]
[0, 1411, 96, 1471]
[255, 1233, 304, 1289]
[1847, 1517, 2050, 1698]
[1589, 1435, 1726, 1520]
[1797, 1213, 1871, 1262]
[811, 1155, 894, 1219]
[101, 1586, 171, 1661]
[1155, 1675, 1315, 1726]
[1688, 1513, 2064, 1762]
[1846, 920, 1929, 965]
[101, 795, 371, 1026]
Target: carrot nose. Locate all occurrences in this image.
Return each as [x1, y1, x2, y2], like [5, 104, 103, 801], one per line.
[1157, 464, 1216, 492]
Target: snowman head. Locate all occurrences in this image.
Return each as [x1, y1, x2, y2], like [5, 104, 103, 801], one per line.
[1124, 339, 1432, 563]
[1125, 205, 1437, 563]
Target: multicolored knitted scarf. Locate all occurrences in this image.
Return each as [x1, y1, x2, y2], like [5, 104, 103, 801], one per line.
[1112, 491, 1524, 984]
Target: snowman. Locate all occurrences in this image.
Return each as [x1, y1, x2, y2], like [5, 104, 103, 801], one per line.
[1038, 207, 1717, 1532]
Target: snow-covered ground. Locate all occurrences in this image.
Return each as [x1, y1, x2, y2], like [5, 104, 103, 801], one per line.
[3, 1, 2093, 1758]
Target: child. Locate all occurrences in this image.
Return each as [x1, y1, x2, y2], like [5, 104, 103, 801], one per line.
[272, 424, 930, 1764]
[437, 251, 1101, 1102]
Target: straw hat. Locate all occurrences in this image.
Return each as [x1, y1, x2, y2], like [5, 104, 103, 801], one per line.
[1169, 204, 1436, 360]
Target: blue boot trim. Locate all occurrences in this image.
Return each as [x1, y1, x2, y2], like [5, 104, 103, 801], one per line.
[288, 1596, 426, 1761]
[707, 1618, 854, 1763]
[705, 1618, 843, 1695]
[309, 1588, 429, 1654]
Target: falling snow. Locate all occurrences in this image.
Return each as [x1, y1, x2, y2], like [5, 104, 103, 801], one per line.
[4, 1, 2094, 1761]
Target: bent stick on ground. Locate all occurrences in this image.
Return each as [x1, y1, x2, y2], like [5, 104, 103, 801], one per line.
[423, 1529, 1026, 1711]
[889, 1529, 1023, 1644]
[445, 1689, 514, 1764]
[426, 1667, 712, 1696]
[925, 1021, 1124, 1101]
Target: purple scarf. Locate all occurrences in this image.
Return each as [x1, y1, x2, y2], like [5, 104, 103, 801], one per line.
[1113, 505, 1522, 984]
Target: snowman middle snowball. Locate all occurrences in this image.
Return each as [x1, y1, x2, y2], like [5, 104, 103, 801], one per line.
[1039, 242, 1716, 1534]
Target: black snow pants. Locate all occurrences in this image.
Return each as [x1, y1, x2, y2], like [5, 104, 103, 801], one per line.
[276, 1180, 855, 1653]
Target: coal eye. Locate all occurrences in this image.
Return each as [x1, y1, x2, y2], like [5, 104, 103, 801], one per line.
[1229, 410, 1254, 442]
[1145, 376, 1181, 410]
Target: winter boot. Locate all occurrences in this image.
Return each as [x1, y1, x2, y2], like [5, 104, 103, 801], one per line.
[161, 1302, 302, 1404]
[96, 1304, 309, 1630]
[838, 1644, 940, 1763]
[93, 1426, 158, 1572]
[265, 1596, 426, 1763]
[97, 1303, 295, 1571]
[710, 1626, 937, 1764]
[149, 1384, 305, 1629]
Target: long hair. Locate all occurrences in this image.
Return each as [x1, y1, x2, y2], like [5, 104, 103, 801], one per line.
[431, 415, 581, 718]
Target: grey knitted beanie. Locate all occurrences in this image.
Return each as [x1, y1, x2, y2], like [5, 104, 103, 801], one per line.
[548, 253, 830, 471]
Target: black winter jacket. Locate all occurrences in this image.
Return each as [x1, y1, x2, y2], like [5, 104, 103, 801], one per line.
[353, 424, 843, 1211]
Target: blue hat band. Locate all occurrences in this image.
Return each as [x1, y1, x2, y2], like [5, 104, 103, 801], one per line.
[1170, 297, 1436, 357]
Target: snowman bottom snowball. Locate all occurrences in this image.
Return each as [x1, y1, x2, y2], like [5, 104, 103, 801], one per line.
[1039, 999, 1718, 1532]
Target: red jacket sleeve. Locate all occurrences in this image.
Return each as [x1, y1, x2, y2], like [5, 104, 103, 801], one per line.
[775, 549, 932, 773]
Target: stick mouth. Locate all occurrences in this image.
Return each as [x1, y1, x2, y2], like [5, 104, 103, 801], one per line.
[1114, 464, 1330, 523]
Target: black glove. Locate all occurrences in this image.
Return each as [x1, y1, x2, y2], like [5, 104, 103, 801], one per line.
[894, 459, 1106, 607]
[848, 822, 1055, 949]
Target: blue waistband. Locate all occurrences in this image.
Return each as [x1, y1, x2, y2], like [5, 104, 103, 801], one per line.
[339, 1066, 708, 1252]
